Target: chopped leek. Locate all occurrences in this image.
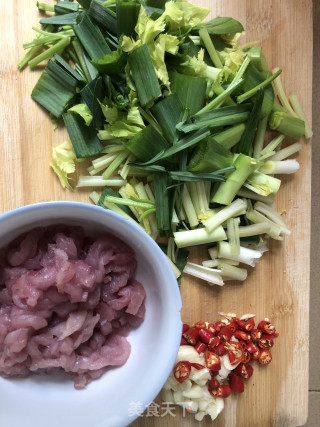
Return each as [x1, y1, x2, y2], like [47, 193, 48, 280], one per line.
[19, 0, 309, 286]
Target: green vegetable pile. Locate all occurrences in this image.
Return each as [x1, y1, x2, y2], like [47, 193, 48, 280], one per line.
[19, 0, 312, 284]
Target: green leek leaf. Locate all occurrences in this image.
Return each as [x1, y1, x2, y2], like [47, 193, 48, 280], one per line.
[40, 12, 78, 26]
[63, 112, 102, 157]
[31, 59, 78, 118]
[73, 12, 111, 61]
[128, 44, 162, 107]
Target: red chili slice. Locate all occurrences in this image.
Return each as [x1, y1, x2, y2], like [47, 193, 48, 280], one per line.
[236, 317, 255, 332]
[194, 341, 207, 353]
[194, 321, 207, 329]
[207, 323, 216, 334]
[228, 321, 238, 333]
[242, 349, 252, 364]
[182, 323, 190, 333]
[209, 384, 231, 398]
[180, 337, 188, 345]
[259, 349, 272, 365]
[251, 328, 263, 342]
[208, 336, 220, 350]
[233, 362, 254, 379]
[173, 361, 191, 383]
[246, 342, 260, 359]
[205, 350, 221, 371]
[199, 328, 214, 344]
[183, 327, 199, 345]
[234, 330, 251, 342]
[208, 378, 220, 391]
[258, 334, 274, 349]
[214, 342, 227, 356]
[218, 326, 233, 341]
[225, 341, 244, 365]
[229, 373, 244, 393]
[190, 362, 205, 370]
[257, 320, 276, 335]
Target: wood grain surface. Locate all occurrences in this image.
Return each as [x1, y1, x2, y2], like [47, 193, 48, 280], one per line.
[0, 1, 312, 426]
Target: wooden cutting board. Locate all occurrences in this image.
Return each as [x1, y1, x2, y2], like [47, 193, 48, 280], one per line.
[0, 1, 312, 426]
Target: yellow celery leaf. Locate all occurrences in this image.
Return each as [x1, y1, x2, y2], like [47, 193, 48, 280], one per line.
[50, 140, 76, 190]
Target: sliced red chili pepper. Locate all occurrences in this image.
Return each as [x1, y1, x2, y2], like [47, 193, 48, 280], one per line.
[228, 321, 238, 333]
[242, 349, 252, 364]
[258, 334, 274, 349]
[207, 323, 216, 334]
[236, 317, 255, 332]
[233, 362, 254, 379]
[259, 349, 272, 365]
[194, 341, 207, 353]
[225, 341, 244, 365]
[182, 323, 190, 333]
[205, 350, 221, 371]
[190, 362, 205, 370]
[180, 337, 188, 345]
[218, 326, 233, 341]
[208, 378, 220, 391]
[214, 342, 227, 356]
[208, 336, 220, 349]
[210, 370, 220, 377]
[214, 321, 223, 333]
[251, 328, 262, 342]
[237, 340, 247, 351]
[229, 372, 244, 393]
[257, 320, 276, 335]
[183, 327, 199, 345]
[173, 361, 191, 383]
[199, 328, 214, 344]
[246, 342, 260, 360]
[194, 321, 207, 329]
[209, 384, 231, 398]
[234, 330, 251, 342]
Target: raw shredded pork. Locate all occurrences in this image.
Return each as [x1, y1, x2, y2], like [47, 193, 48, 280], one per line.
[0, 225, 146, 389]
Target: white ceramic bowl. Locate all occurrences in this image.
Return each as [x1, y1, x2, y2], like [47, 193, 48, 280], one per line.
[0, 201, 182, 427]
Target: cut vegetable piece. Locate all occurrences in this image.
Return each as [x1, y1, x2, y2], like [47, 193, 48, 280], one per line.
[151, 93, 183, 144]
[218, 241, 263, 267]
[183, 262, 224, 286]
[88, 0, 117, 35]
[217, 261, 247, 281]
[269, 142, 302, 161]
[245, 171, 281, 196]
[259, 159, 300, 175]
[31, 59, 78, 118]
[177, 104, 251, 133]
[289, 93, 313, 138]
[62, 112, 102, 158]
[73, 12, 112, 61]
[188, 139, 233, 173]
[212, 154, 258, 205]
[39, 12, 78, 26]
[235, 88, 264, 155]
[194, 16, 244, 35]
[170, 70, 207, 115]
[153, 172, 173, 237]
[97, 186, 136, 219]
[269, 112, 305, 139]
[76, 176, 126, 187]
[204, 198, 247, 232]
[254, 201, 289, 229]
[212, 124, 245, 150]
[227, 217, 240, 255]
[116, 0, 141, 37]
[128, 44, 162, 107]
[124, 125, 169, 162]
